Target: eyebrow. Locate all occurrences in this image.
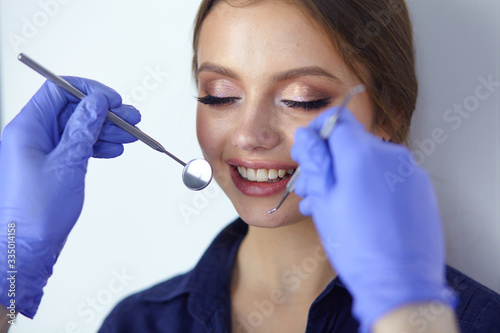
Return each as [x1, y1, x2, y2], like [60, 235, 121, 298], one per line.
[271, 67, 341, 84]
[197, 62, 240, 80]
[197, 62, 341, 84]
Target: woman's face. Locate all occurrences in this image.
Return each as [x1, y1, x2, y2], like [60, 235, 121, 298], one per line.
[196, 0, 381, 228]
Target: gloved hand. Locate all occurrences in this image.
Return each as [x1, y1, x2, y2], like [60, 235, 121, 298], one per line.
[0, 77, 141, 318]
[291, 107, 457, 333]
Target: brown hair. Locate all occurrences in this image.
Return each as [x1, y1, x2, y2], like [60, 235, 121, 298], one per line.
[192, 0, 417, 145]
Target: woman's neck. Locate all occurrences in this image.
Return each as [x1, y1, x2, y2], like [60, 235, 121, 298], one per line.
[231, 218, 336, 304]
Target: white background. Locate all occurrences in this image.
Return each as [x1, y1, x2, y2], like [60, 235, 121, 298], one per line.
[0, 0, 498, 332]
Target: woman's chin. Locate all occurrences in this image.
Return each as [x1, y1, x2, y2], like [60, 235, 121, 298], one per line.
[231, 198, 306, 229]
[215, 172, 307, 228]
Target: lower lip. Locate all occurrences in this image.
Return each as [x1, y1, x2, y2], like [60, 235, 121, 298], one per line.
[230, 166, 291, 197]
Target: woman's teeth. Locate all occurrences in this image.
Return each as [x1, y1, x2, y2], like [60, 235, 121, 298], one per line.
[237, 166, 295, 182]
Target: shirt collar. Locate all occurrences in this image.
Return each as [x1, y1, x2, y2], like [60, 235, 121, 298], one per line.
[185, 219, 248, 329]
[137, 219, 247, 304]
[139, 218, 346, 327]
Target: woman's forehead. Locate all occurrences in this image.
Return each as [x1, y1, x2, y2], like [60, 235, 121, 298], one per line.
[196, 1, 347, 80]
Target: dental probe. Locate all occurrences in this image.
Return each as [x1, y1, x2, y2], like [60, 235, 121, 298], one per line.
[268, 84, 366, 214]
[18, 53, 213, 191]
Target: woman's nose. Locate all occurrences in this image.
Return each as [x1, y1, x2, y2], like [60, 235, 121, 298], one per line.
[230, 103, 281, 152]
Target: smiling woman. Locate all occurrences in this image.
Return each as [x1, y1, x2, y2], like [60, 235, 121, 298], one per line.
[96, 0, 500, 332]
[195, 0, 383, 229]
[97, 0, 498, 332]
[1, 0, 500, 332]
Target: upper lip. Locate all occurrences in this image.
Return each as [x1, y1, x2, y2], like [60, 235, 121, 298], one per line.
[227, 158, 298, 170]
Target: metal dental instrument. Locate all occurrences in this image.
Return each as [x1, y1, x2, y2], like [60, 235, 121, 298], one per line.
[268, 84, 366, 214]
[18, 53, 212, 191]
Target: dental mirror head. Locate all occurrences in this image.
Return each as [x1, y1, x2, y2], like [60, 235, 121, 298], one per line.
[182, 158, 213, 191]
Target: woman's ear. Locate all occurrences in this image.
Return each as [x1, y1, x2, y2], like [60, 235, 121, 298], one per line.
[375, 126, 391, 142]
[374, 112, 399, 143]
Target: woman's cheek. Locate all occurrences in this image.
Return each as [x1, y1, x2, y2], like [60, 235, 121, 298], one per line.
[196, 108, 227, 159]
[196, 109, 212, 157]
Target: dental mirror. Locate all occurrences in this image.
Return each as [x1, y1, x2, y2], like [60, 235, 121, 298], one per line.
[182, 158, 213, 191]
[18, 53, 213, 191]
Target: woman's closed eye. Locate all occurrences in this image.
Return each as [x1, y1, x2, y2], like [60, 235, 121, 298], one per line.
[282, 97, 331, 111]
[197, 94, 241, 107]
[197, 94, 332, 111]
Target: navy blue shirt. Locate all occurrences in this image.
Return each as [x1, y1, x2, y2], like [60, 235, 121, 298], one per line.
[99, 219, 500, 332]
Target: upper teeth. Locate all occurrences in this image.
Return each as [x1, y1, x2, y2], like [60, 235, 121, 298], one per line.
[237, 166, 295, 182]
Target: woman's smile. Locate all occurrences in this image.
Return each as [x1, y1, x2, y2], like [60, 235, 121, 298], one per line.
[227, 159, 297, 197]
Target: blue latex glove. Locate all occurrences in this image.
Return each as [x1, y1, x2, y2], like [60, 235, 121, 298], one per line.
[0, 77, 140, 318]
[291, 107, 457, 332]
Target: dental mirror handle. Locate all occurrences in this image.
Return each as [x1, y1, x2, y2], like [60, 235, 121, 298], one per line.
[18, 53, 187, 167]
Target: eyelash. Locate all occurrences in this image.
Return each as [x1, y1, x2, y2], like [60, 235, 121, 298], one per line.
[197, 94, 241, 107]
[196, 94, 331, 111]
[282, 98, 331, 111]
